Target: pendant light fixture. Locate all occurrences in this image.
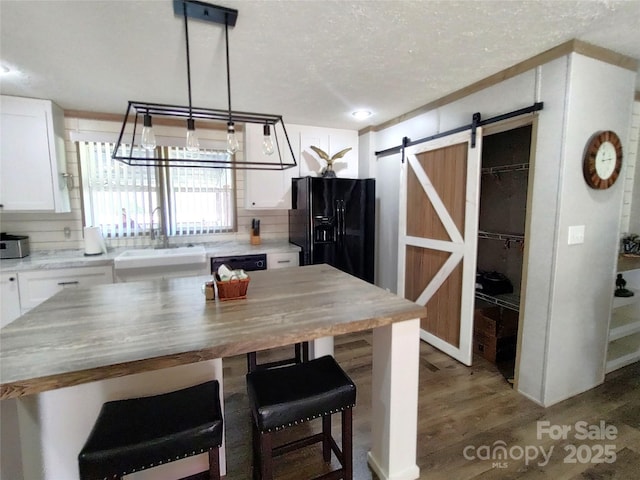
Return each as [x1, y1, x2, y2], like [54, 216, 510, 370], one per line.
[112, 0, 297, 170]
[262, 124, 275, 155]
[182, 2, 199, 154]
[140, 113, 156, 151]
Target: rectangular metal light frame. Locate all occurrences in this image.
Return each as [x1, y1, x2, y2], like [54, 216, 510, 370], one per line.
[112, 101, 298, 170]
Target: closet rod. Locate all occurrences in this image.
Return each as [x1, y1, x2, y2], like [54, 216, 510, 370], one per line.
[375, 101, 544, 158]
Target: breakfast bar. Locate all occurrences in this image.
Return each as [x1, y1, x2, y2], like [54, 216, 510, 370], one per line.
[0, 264, 426, 480]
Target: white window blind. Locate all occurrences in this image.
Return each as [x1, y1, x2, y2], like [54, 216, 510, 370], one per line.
[165, 147, 234, 235]
[79, 141, 235, 238]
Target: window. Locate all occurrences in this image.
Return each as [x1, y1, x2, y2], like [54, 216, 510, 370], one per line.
[78, 141, 235, 238]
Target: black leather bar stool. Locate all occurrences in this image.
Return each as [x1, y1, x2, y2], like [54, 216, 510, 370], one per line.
[246, 355, 356, 480]
[78, 380, 223, 480]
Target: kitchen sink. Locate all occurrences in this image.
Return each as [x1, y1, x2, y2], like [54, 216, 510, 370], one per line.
[114, 246, 207, 270]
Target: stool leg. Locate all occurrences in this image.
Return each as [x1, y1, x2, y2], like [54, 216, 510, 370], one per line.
[247, 352, 258, 372]
[342, 409, 353, 480]
[209, 447, 220, 480]
[322, 414, 332, 462]
[252, 422, 260, 480]
[259, 430, 273, 480]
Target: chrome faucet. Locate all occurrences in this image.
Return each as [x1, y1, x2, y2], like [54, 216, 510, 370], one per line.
[150, 206, 169, 248]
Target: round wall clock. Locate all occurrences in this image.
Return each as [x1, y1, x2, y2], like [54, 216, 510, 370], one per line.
[582, 130, 623, 190]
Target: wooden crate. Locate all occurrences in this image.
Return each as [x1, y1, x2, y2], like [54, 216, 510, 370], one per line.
[473, 331, 517, 363]
[473, 306, 519, 338]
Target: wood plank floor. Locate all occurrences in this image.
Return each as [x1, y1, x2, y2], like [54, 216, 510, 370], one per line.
[221, 331, 640, 480]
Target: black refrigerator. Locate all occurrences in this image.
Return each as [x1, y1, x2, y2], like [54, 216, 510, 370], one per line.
[289, 177, 375, 284]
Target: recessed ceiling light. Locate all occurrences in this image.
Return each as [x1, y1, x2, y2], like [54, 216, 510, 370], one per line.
[351, 110, 372, 120]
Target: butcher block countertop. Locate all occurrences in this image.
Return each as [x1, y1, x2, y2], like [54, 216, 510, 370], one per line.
[0, 264, 426, 400]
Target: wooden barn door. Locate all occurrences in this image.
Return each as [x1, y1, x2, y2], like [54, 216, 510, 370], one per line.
[397, 130, 482, 365]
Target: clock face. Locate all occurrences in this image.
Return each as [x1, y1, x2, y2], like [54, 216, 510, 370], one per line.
[595, 141, 617, 180]
[583, 131, 623, 190]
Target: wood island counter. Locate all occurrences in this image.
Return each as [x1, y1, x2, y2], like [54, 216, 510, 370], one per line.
[0, 264, 426, 480]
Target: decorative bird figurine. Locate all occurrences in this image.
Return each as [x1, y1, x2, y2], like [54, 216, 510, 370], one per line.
[615, 273, 634, 297]
[310, 145, 352, 177]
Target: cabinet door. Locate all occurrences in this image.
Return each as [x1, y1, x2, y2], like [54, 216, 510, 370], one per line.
[298, 128, 359, 178]
[0, 272, 21, 327]
[0, 96, 70, 212]
[18, 266, 114, 312]
[267, 252, 299, 269]
[244, 123, 298, 209]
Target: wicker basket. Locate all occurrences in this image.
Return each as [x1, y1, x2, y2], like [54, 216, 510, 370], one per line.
[215, 276, 250, 301]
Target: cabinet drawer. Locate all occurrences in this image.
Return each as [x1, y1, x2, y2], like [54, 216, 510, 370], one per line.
[18, 266, 113, 312]
[267, 252, 299, 269]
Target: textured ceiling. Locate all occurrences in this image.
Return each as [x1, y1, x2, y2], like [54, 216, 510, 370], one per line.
[1, 0, 639, 130]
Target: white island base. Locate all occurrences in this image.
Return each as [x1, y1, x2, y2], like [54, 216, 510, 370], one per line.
[14, 359, 224, 480]
[7, 327, 421, 480]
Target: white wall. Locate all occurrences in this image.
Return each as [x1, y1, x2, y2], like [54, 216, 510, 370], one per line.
[365, 52, 636, 406]
[542, 54, 635, 405]
[516, 57, 569, 404]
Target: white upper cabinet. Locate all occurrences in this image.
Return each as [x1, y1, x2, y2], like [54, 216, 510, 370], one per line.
[0, 95, 70, 212]
[298, 126, 359, 179]
[244, 123, 299, 210]
[244, 123, 360, 210]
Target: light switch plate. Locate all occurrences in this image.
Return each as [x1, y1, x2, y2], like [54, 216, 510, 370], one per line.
[568, 225, 585, 245]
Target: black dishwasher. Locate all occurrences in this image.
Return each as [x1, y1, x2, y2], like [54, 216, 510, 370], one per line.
[210, 253, 267, 273]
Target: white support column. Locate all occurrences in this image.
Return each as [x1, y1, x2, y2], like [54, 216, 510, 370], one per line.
[368, 318, 421, 480]
[310, 336, 334, 359]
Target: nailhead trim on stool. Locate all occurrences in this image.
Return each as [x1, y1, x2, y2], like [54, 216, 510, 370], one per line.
[78, 380, 223, 480]
[246, 355, 356, 480]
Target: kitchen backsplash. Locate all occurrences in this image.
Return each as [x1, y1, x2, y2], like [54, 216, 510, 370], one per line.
[0, 116, 289, 251]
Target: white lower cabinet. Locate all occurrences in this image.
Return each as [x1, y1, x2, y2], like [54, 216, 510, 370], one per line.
[267, 252, 299, 269]
[607, 268, 640, 373]
[17, 266, 114, 313]
[1, 271, 21, 327]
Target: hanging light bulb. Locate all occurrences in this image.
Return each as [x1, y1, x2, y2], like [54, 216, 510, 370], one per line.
[186, 118, 200, 152]
[262, 124, 275, 156]
[141, 114, 157, 151]
[227, 121, 239, 154]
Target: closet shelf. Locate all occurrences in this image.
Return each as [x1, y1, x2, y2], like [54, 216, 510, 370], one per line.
[612, 288, 638, 308]
[478, 230, 524, 242]
[609, 311, 640, 341]
[475, 291, 520, 312]
[606, 332, 640, 373]
[607, 269, 639, 374]
[481, 163, 529, 175]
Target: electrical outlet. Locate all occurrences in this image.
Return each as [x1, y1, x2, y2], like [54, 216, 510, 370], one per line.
[568, 225, 585, 245]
